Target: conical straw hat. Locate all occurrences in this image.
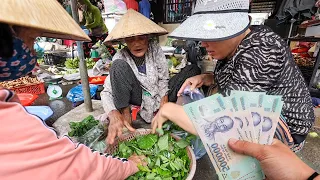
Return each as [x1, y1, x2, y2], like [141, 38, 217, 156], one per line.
[105, 9, 168, 42]
[0, 0, 91, 41]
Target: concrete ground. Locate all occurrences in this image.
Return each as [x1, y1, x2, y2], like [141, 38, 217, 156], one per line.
[34, 88, 320, 179]
[299, 109, 320, 172]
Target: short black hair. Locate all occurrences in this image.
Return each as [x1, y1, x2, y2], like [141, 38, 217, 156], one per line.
[0, 23, 14, 58]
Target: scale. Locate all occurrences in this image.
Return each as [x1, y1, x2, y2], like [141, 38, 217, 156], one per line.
[47, 84, 63, 100]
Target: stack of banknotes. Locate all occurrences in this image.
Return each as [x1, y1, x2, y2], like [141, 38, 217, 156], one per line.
[184, 91, 284, 180]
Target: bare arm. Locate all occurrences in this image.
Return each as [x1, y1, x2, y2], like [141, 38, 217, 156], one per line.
[152, 102, 197, 135]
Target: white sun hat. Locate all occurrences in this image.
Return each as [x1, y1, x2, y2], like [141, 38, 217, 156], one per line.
[169, 0, 250, 41]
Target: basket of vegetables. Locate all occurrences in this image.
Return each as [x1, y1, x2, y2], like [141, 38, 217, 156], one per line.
[106, 129, 196, 180]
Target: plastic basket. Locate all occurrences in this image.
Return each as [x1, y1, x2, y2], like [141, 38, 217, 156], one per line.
[11, 83, 45, 95]
[105, 129, 196, 180]
[17, 93, 39, 106]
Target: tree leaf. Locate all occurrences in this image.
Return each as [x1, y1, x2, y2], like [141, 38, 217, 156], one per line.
[155, 157, 161, 167]
[137, 134, 158, 150]
[158, 134, 169, 152]
[163, 178, 173, 180]
[156, 128, 164, 136]
[138, 165, 151, 172]
[146, 172, 156, 179]
[175, 140, 189, 149]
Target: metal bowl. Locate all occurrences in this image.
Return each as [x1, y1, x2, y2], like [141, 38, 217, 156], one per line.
[43, 75, 63, 83]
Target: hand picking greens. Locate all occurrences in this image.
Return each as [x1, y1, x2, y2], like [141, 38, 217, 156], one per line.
[114, 132, 192, 180]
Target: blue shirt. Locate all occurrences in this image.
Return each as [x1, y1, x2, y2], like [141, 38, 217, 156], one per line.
[139, 0, 151, 18]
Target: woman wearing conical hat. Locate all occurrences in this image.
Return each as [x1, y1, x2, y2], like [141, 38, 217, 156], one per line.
[152, 0, 314, 153]
[101, 9, 201, 144]
[0, 0, 142, 179]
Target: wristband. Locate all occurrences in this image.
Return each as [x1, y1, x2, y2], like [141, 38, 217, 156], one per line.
[308, 172, 319, 180]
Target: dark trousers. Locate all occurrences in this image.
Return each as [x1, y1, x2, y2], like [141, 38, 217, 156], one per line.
[110, 59, 201, 110]
[82, 33, 116, 58]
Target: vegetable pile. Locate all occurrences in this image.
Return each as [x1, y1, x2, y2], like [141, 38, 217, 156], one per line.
[115, 130, 192, 180]
[68, 115, 99, 137]
[65, 57, 96, 69]
[65, 57, 80, 69]
[86, 58, 96, 69]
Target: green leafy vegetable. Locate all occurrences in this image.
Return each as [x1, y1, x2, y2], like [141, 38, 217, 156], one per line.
[156, 128, 164, 136]
[115, 131, 192, 180]
[65, 57, 80, 69]
[175, 140, 189, 149]
[68, 115, 99, 137]
[137, 134, 158, 150]
[86, 58, 96, 69]
[158, 134, 169, 151]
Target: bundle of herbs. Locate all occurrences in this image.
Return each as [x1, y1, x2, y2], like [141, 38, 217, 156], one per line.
[68, 115, 106, 152]
[68, 115, 99, 137]
[114, 128, 194, 180]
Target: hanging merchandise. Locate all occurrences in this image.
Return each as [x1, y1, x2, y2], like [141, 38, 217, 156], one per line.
[150, 0, 162, 23]
[123, 0, 139, 11]
[276, 0, 316, 22]
[139, 0, 151, 18]
[104, 0, 127, 15]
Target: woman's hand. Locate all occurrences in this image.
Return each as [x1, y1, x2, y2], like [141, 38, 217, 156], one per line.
[106, 110, 135, 145]
[152, 106, 169, 133]
[177, 74, 214, 96]
[160, 95, 168, 108]
[152, 103, 197, 135]
[128, 153, 148, 167]
[228, 139, 316, 180]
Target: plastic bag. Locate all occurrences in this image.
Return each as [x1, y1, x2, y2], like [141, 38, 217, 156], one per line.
[171, 86, 207, 160]
[165, 123, 206, 160]
[180, 86, 205, 105]
[183, 87, 207, 159]
[93, 59, 112, 76]
[104, 0, 127, 15]
[67, 84, 99, 103]
[77, 124, 107, 153]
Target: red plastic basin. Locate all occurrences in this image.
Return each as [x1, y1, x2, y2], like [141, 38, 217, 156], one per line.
[17, 93, 39, 106]
[89, 76, 107, 85]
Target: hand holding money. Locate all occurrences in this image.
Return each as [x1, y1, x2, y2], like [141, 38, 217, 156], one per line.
[183, 91, 284, 179]
[228, 138, 316, 180]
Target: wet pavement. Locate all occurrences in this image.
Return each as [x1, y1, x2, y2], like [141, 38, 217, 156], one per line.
[33, 83, 75, 127]
[34, 84, 320, 179]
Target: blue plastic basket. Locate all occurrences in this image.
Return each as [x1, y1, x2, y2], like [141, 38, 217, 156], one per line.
[25, 106, 54, 121]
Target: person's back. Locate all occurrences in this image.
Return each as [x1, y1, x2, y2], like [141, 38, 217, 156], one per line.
[81, 0, 108, 34]
[214, 25, 315, 147]
[0, 89, 137, 180]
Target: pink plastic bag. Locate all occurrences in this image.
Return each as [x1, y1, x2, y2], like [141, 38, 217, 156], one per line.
[104, 0, 127, 14]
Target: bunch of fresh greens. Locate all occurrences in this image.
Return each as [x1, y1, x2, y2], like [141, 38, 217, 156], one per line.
[86, 58, 96, 69]
[65, 57, 80, 69]
[37, 58, 44, 65]
[68, 115, 99, 137]
[115, 132, 192, 180]
[65, 57, 96, 69]
[162, 122, 197, 143]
